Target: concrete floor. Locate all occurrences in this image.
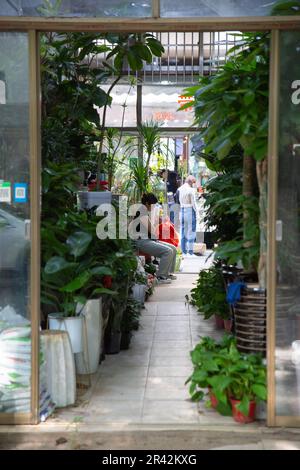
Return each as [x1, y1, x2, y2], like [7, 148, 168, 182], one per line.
[1, 255, 300, 449]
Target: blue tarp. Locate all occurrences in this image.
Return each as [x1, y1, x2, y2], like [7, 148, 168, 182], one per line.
[226, 281, 245, 306]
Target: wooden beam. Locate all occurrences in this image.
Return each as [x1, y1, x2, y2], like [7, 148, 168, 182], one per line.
[29, 30, 41, 425]
[0, 16, 300, 32]
[267, 30, 280, 428]
[152, 0, 161, 19]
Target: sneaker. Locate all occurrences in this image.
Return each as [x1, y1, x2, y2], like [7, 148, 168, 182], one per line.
[168, 274, 177, 280]
[157, 277, 172, 284]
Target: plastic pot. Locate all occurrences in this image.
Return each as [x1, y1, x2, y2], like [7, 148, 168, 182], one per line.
[224, 319, 233, 333]
[105, 331, 121, 355]
[208, 388, 218, 409]
[75, 299, 103, 374]
[120, 331, 133, 350]
[77, 190, 112, 210]
[230, 398, 256, 424]
[48, 315, 83, 354]
[215, 315, 224, 330]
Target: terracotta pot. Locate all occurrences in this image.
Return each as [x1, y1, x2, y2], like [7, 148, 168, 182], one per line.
[230, 398, 256, 424]
[215, 315, 224, 329]
[208, 388, 218, 409]
[103, 275, 112, 289]
[224, 319, 233, 333]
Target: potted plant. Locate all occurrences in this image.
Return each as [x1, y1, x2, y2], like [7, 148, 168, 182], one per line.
[104, 240, 138, 354]
[186, 335, 267, 423]
[131, 271, 147, 306]
[42, 222, 116, 357]
[185, 335, 234, 416]
[121, 298, 142, 350]
[226, 348, 267, 424]
[190, 263, 231, 329]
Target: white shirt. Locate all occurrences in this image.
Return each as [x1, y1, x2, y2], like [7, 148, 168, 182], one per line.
[178, 183, 198, 212]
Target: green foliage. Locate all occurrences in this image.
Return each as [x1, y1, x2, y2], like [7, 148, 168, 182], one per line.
[121, 298, 142, 333]
[138, 120, 161, 167]
[271, 0, 300, 15]
[41, 32, 164, 168]
[126, 160, 150, 202]
[41, 174, 137, 319]
[213, 194, 260, 270]
[190, 264, 230, 320]
[204, 170, 242, 243]
[183, 33, 269, 162]
[42, 160, 81, 224]
[144, 263, 157, 276]
[41, 212, 117, 316]
[186, 335, 267, 416]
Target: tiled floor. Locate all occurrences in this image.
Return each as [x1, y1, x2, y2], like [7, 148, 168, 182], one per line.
[50, 264, 260, 429]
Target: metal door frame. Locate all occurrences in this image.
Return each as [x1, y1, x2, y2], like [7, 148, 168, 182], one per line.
[0, 10, 299, 425]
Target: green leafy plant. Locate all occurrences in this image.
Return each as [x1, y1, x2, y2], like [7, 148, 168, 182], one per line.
[186, 335, 234, 416]
[182, 33, 269, 287]
[42, 223, 116, 317]
[190, 263, 230, 320]
[144, 263, 157, 276]
[186, 335, 267, 417]
[95, 38, 164, 189]
[121, 298, 142, 334]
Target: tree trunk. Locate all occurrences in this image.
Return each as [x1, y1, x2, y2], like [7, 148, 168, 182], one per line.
[256, 159, 268, 290]
[243, 154, 256, 199]
[243, 154, 257, 270]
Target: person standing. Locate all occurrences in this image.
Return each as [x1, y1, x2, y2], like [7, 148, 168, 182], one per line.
[177, 175, 198, 257]
[158, 169, 178, 225]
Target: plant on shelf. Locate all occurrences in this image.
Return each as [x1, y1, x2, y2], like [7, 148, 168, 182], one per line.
[190, 263, 231, 322]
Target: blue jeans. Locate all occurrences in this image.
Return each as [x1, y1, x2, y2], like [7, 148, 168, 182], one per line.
[180, 207, 196, 255]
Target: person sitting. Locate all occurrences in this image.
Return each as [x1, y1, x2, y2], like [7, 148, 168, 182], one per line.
[133, 193, 177, 284]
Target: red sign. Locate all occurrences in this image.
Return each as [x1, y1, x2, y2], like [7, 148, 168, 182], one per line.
[178, 95, 193, 111]
[153, 112, 175, 121]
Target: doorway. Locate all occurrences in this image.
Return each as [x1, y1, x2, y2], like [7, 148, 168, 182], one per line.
[0, 5, 300, 427]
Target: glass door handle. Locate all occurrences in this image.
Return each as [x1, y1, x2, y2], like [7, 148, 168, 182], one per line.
[25, 219, 31, 240]
[276, 220, 283, 242]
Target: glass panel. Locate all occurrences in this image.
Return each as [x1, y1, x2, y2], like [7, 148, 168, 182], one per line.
[0, 0, 151, 17]
[142, 85, 194, 128]
[275, 31, 300, 418]
[161, 0, 277, 17]
[99, 84, 137, 127]
[0, 33, 31, 414]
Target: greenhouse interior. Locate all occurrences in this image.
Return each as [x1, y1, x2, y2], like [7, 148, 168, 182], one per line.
[0, 0, 300, 452]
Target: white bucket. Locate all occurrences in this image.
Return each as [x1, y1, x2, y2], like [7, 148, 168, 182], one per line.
[75, 299, 103, 374]
[131, 284, 146, 305]
[48, 315, 83, 354]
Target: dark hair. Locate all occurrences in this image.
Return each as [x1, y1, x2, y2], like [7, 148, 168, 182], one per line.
[141, 193, 158, 205]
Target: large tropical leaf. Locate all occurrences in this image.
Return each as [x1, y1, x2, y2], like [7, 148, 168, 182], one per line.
[66, 231, 93, 257]
[44, 256, 77, 274]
